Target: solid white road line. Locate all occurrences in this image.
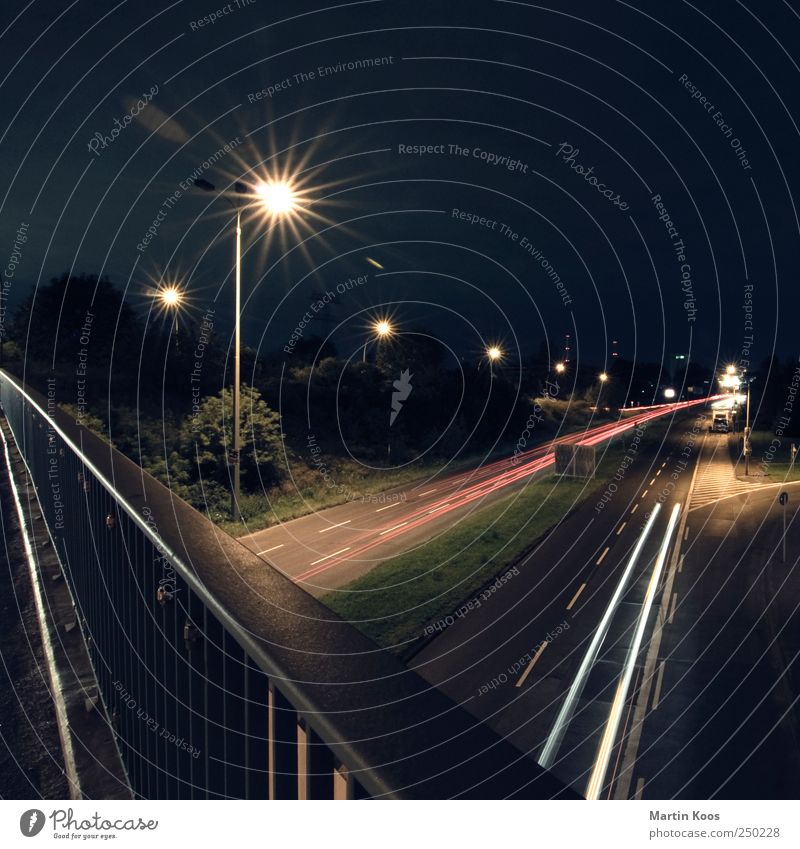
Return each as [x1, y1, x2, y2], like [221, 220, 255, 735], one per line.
[585, 503, 681, 800]
[309, 547, 350, 565]
[538, 504, 662, 770]
[596, 546, 610, 565]
[566, 583, 587, 611]
[375, 502, 402, 512]
[318, 520, 351, 533]
[516, 642, 548, 688]
[256, 543, 284, 555]
[651, 660, 666, 710]
[379, 522, 408, 536]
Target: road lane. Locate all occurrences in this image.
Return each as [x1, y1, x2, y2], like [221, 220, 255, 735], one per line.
[239, 399, 711, 595]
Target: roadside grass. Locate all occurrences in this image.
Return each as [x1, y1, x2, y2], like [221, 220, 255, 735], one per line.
[322, 431, 662, 654]
[222, 408, 619, 537]
[218, 458, 469, 537]
[742, 429, 800, 482]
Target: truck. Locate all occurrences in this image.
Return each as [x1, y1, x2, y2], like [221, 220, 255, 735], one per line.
[710, 410, 731, 433]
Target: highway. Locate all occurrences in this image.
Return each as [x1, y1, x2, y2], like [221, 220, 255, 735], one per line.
[411, 409, 710, 797]
[412, 420, 800, 799]
[239, 398, 710, 595]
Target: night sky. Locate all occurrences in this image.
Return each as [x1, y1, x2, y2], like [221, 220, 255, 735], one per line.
[2, 0, 799, 374]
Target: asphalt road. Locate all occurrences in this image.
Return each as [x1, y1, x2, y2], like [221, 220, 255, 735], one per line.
[410, 410, 709, 797]
[411, 418, 800, 800]
[615, 434, 800, 800]
[239, 400, 706, 595]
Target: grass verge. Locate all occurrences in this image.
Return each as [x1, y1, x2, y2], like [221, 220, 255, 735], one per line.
[321, 439, 645, 654]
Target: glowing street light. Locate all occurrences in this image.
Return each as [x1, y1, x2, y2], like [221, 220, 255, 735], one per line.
[726, 364, 737, 375]
[375, 319, 392, 338]
[362, 318, 393, 362]
[193, 173, 302, 522]
[158, 286, 183, 308]
[254, 180, 298, 215]
[599, 372, 609, 383]
[555, 361, 566, 374]
[664, 387, 676, 399]
[486, 345, 503, 362]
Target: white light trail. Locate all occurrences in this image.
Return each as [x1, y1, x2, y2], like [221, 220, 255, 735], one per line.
[538, 504, 662, 770]
[584, 502, 682, 800]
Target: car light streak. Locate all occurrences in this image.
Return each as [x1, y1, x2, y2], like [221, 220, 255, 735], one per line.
[537, 504, 662, 770]
[584, 502, 682, 800]
[293, 398, 713, 583]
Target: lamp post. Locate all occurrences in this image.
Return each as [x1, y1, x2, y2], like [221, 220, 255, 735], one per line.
[193, 176, 298, 522]
[744, 378, 752, 475]
[362, 319, 392, 362]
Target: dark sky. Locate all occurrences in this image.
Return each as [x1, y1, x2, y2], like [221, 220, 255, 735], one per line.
[2, 0, 799, 373]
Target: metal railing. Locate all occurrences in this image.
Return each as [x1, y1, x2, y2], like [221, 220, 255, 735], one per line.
[0, 368, 573, 800]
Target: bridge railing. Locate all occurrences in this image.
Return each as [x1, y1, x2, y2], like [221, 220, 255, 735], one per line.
[0, 368, 573, 800]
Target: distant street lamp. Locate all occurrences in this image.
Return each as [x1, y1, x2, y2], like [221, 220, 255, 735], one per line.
[194, 175, 300, 522]
[555, 361, 566, 374]
[599, 372, 608, 383]
[664, 387, 676, 399]
[362, 318, 393, 362]
[158, 286, 183, 309]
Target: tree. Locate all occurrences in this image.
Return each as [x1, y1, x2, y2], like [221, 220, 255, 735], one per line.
[179, 384, 285, 490]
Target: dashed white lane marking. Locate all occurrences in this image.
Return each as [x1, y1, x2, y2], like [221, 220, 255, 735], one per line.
[651, 660, 666, 710]
[417, 488, 438, 496]
[379, 522, 408, 536]
[631, 504, 639, 514]
[661, 462, 667, 468]
[427, 503, 450, 514]
[516, 642, 548, 688]
[318, 520, 351, 533]
[678, 554, 685, 573]
[641, 490, 649, 498]
[375, 502, 402, 512]
[668, 592, 678, 624]
[310, 546, 350, 565]
[656, 469, 662, 476]
[616, 522, 627, 535]
[649, 478, 656, 485]
[684, 526, 690, 541]
[566, 583, 587, 611]
[634, 777, 646, 799]
[596, 546, 610, 565]
[256, 544, 284, 555]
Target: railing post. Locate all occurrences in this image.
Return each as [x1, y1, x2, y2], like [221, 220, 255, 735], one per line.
[268, 683, 296, 799]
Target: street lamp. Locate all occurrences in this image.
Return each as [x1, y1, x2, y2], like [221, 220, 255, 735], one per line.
[194, 175, 299, 522]
[362, 318, 393, 362]
[599, 372, 608, 383]
[486, 345, 503, 362]
[555, 361, 566, 374]
[157, 286, 183, 309]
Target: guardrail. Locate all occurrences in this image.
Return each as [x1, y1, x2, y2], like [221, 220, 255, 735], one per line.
[0, 369, 574, 799]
